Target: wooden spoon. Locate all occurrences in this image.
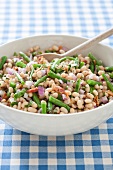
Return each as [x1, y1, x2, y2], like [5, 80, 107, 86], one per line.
[38, 28, 113, 61]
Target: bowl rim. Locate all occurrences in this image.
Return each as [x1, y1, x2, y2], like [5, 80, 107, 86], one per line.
[0, 34, 113, 117]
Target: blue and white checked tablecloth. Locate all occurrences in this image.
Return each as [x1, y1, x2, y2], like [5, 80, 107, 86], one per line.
[0, 0, 113, 169]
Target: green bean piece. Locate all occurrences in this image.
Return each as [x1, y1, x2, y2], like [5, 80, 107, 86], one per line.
[32, 51, 37, 56]
[50, 59, 55, 63]
[56, 69, 63, 73]
[73, 54, 78, 58]
[109, 73, 113, 79]
[86, 79, 102, 86]
[0, 74, 3, 78]
[14, 89, 26, 100]
[102, 73, 108, 81]
[75, 79, 81, 92]
[96, 65, 100, 72]
[57, 94, 63, 100]
[45, 50, 51, 53]
[88, 53, 102, 66]
[49, 96, 70, 112]
[90, 86, 95, 94]
[79, 62, 85, 68]
[105, 66, 113, 72]
[102, 73, 113, 92]
[32, 93, 41, 108]
[10, 102, 18, 107]
[29, 67, 34, 81]
[52, 56, 79, 70]
[41, 101, 47, 114]
[90, 61, 95, 73]
[106, 81, 113, 92]
[16, 61, 26, 68]
[48, 70, 67, 83]
[7, 91, 11, 97]
[60, 56, 79, 67]
[19, 52, 30, 63]
[51, 59, 59, 72]
[38, 51, 42, 54]
[10, 82, 16, 88]
[59, 56, 77, 62]
[13, 52, 18, 56]
[0, 56, 7, 70]
[34, 75, 48, 87]
[15, 71, 25, 85]
[33, 64, 42, 69]
[48, 101, 53, 112]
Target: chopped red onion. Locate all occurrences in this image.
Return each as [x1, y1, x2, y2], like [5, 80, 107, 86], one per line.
[9, 97, 14, 103]
[24, 93, 29, 99]
[25, 81, 34, 88]
[79, 89, 85, 94]
[67, 81, 70, 85]
[30, 54, 32, 61]
[17, 89, 21, 93]
[101, 96, 108, 104]
[96, 76, 100, 81]
[88, 74, 94, 79]
[6, 68, 14, 75]
[41, 70, 47, 76]
[18, 68, 26, 74]
[0, 97, 2, 101]
[67, 81, 73, 86]
[62, 94, 67, 100]
[59, 79, 63, 84]
[27, 61, 37, 66]
[38, 86, 45, 97]
[69, 73, 77, 80]
[13, 58, 20, 62]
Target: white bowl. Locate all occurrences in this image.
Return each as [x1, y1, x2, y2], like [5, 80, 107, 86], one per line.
[0, 35, 113, 136]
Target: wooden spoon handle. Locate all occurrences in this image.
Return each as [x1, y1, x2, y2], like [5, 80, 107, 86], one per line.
[62, 28, 113, 56]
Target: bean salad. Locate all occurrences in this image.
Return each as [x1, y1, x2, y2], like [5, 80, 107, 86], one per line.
[0, 45, 113, 114]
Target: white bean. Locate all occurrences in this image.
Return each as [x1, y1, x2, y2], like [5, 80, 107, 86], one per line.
[37, 71, 42, 78]
[59, 49, 65, 54]
[80, 66, 87, 71]
[72, 92, 79, 97]
[85, 99, 92, 103]
[87, 93, 94, 99]
[28, 107, 37, 113]
[51, 93, 58, 98]
[45, 91, 49, 99]
[77, 100, 84, 109]
[85, 103, 93, 109]
[18, 102, 21, 110]
[52, 45, 59, 51]
[93, 90, 98, 96]
[9, 87, 13, 93]
[60, 107, 68, 114]
[65, 90, 71, 96]
[98, 70, 105, 75]
[32, 102, 37, 108]
[70, 108, 76, 113]
[75, 96, 79, 101]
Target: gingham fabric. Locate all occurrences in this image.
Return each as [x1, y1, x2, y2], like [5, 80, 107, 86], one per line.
[0, 0, 113, 169]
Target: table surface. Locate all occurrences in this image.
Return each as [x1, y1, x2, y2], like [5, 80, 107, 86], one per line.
[0, 0, 113, 169]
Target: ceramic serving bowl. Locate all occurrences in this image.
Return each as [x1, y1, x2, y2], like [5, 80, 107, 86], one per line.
[0, 35, 113, 136]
